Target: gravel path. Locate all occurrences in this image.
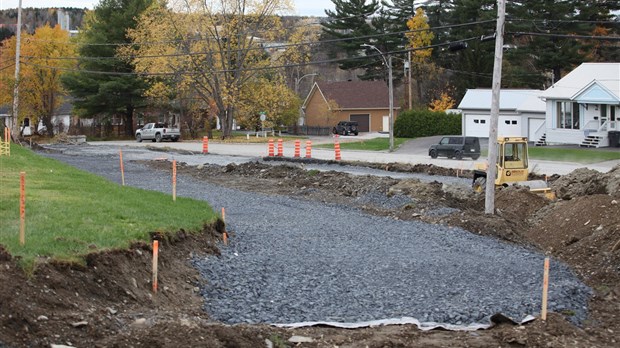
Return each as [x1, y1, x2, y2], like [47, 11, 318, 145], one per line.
[41, 147, 592, 328]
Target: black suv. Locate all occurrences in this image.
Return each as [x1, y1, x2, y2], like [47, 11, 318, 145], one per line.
[333, 121, 359, 136]
[428, 136, 481, 160]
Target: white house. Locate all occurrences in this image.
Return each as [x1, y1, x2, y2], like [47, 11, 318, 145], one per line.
[458, 89, 546, 140]
[539, 62, 620, 147]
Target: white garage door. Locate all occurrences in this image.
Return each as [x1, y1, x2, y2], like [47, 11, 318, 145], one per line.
[528, 118, 545, 141]
[465, 115, 489, 137]
[498, 117, 522, 137]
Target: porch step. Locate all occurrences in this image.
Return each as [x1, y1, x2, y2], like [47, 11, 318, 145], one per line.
[580, 135, 604, 148]
[534, 133, 547, 146]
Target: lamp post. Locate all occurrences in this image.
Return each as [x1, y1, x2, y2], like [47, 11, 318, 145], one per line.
[295, 73, 318, 127]
[362, 44, 394, 152]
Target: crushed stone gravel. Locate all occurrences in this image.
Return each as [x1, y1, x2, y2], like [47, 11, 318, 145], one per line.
[40, 145, 592, 328]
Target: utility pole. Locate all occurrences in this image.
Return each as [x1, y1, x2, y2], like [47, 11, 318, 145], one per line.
[388, 55, 394, 151]
[485, 0, 506, 214]
[361, 44, 394, 152]
[11, 0, 22, 138]
[407, 50, 412, 110]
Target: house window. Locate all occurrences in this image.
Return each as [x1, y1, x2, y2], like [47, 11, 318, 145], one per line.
[556, 101, 580, 129]
[474, 120, 479, 124]
[480, 119, 486, 124]
[511, 120, 517, 125]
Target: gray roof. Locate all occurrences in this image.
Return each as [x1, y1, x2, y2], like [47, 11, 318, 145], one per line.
[458, 89, 545, 113]
[540, 63, 620, 100]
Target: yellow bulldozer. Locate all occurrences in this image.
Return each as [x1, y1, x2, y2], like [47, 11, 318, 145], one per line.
[472, 137, 555, 199]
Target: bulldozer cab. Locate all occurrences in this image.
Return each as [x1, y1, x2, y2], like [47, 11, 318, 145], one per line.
[496, 137, 529, 185]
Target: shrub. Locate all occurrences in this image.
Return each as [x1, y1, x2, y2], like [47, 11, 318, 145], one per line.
[394, 109, 461, 138]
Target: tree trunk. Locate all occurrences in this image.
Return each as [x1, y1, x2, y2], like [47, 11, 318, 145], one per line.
[43, 116, 54, 137]
[124, 105, 134, 136]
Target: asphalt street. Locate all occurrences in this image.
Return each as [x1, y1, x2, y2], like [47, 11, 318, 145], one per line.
[88, 134, 619, 176]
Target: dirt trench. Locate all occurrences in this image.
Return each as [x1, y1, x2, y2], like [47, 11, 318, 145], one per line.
[1, 159, 619, 348]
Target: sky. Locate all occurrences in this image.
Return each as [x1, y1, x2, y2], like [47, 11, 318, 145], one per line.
[0, 0, 336, 17]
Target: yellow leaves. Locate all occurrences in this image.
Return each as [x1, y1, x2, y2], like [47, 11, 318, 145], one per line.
[406, 8, 434, 64]
[0, 25, 74, 125]
[428, 92, 455, 112]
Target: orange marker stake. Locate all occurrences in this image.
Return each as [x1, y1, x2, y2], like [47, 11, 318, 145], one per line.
[202, 136, 209, 154]
[334, 136, 341, 161]
[119, 148, 125, 186]
[172, 160, 177, 202]
[19, 172, 25, 246]
[305, 140, 312, 159]
[294, 140, 301, 158]
[221, 207, 228, 245]
[152, 240, 159, 293]
[268, 139, 275, 157]
[541, 257, 550, 321]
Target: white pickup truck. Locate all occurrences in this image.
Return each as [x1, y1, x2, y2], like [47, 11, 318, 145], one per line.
[135, 122, 180, 142]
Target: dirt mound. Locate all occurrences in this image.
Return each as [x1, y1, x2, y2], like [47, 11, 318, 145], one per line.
[552, 165, 620, 199]
[0, 225, 223, 348]
[525, 194, 620, 285]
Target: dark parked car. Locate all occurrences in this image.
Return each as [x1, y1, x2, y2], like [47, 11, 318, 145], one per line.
[332, 121, 359, 136]
[428, 136, 481, 160]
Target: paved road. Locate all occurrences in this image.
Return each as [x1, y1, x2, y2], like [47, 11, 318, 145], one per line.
[88, 135, 619, 176]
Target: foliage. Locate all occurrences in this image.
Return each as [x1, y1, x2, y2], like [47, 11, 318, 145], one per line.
[406, 8, 434, 64]
[123, 0, 293, 139]
[61, 0, 154, 136]
[428, 91, 456, 111]
[321, 0, 386, 79]
[0, 144, 216, 269]
[394, 109, 461, 138]
[236, 75, 300, 130]
[0, 25, 75, 136]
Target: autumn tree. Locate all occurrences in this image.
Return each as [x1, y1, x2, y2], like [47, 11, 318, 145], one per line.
[236, 75, 300, 131]
[405, 7, 438, 106]
[61, 0, 154, 137]
[277, 18, 321, 95]
[428, 91, 455, 111]
[123, 0, 293, 139]
[0, 25, 75, 136]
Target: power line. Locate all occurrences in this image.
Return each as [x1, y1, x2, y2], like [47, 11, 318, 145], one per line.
[20, 19, 497, 62]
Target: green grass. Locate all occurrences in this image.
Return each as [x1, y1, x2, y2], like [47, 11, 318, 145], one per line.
[316, 137, 409, 151]
[0, 144, 216, 269]
[480, 147, 620, 164]
[527, 147, 620, 164]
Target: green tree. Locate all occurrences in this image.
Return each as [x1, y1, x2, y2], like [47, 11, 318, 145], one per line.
[321, 0, 382, 77]
[61, 0, 153, 136]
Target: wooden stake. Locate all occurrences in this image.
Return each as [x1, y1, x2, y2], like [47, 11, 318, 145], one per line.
[541, 257, 550, 321]
[152, 240, 159, 293]
[119, 148, 125, 186]
[172, 160, 177, 202]
[19, 172, 25, 246]
[221, 207, 228, 245]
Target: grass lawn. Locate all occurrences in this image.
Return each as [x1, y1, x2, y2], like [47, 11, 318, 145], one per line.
[316, 137, 409, 151]
[481, 146, 620, 164]
[0, 144, 216, 269]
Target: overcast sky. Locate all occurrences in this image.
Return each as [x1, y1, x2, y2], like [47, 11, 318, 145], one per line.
[0, 0, 336, 17]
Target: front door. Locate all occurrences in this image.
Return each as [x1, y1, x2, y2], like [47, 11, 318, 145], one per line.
[382, 116, 389, 132]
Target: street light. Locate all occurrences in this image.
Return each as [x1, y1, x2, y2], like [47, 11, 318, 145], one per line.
[361, 44, 394, 152]
[295, 73, 318, 126]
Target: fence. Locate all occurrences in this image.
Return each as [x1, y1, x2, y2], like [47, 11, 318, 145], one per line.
[287, 125, 332, 136]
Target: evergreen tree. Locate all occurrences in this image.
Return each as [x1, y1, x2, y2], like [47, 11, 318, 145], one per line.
[321, 0, 382, 78]
[62, 0, 153, 136]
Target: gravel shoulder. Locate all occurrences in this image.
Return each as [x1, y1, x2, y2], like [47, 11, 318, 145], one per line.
[1, 143, 619, 348]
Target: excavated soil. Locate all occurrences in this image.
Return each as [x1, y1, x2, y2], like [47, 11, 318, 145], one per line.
[1, 157, 620, 348]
